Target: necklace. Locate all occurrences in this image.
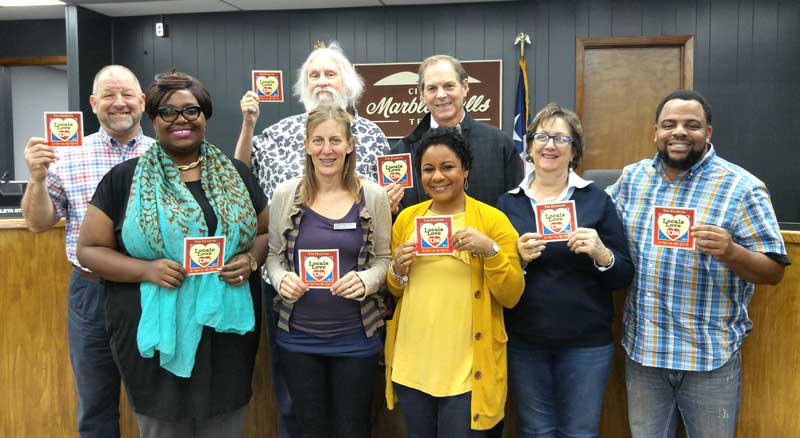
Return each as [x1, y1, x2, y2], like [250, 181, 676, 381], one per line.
[177, 155, 203, 171]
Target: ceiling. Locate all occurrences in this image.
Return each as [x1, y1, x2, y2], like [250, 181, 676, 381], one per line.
[0, 0, 510, 20]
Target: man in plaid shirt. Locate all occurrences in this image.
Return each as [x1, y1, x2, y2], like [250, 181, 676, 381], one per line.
[607, 89, 789, 438]
[21, 65, 154, 438]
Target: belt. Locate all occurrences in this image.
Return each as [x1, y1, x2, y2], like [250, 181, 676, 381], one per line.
[73, 266, 102, 282]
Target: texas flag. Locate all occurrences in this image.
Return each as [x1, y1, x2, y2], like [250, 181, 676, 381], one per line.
[513, 57, 529, 156]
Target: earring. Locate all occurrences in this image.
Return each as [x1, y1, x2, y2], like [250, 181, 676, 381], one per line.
[464, 178, 470, 191]
[525, 155, 534, 163]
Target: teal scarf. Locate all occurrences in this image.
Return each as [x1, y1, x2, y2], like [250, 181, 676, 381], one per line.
[122, 140, 257, 377]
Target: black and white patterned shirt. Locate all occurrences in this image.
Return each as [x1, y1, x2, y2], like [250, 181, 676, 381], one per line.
[251, 112, 390, 205]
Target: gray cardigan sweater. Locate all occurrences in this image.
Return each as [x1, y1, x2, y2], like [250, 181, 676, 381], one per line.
[266, 177, 392, 336]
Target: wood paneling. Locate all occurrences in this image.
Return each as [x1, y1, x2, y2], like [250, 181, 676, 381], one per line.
[1, 223, 798, 437]
[0, 222, 274, 438]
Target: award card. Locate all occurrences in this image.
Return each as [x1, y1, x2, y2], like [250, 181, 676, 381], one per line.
[299, 249, 339, 288]
[183, 236, 226, 275]
[535, 201, 578, 241]
[252, 70, 284, 102]
[653, 206, 695, 249]
[44, 112, 84, 147]
[377, 153, 414, 188]
[415, 215, 454, 256]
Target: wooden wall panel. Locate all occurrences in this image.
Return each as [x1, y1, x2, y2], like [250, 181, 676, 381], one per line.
[2, 224, 797, 437]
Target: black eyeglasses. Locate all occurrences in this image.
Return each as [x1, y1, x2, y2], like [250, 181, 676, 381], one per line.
[528, 132, 574, 148]
[157, 105, 203, 122]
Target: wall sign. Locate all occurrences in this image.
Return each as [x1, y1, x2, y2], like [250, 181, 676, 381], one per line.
[354, 60, 502, 138]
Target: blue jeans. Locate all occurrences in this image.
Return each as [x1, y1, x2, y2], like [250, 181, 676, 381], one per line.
[67, 268, 120, 438]
[625, 350, 742, 438]
[263, 281, 299, 438]
[394, 384, 487, 438]
[507, 340, 614, 438]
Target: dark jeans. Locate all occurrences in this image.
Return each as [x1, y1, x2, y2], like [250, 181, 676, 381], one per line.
[394, 384, 488, 438]
[135, 406, 245, 438]
[67, 268, 121, 438]
[507, 340, 615, 438]
[263, 281, 299, 438]
[278, 347, 378, 438]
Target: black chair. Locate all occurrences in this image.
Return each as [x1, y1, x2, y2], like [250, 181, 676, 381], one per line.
[581, 168, 622, 190]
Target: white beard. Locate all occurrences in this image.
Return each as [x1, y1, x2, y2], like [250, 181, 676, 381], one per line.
[302, 86, 350, 112]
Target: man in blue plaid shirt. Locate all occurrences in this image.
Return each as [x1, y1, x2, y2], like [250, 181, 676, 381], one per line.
[607, 89, 789, 438]
[21, 65, 154, 438]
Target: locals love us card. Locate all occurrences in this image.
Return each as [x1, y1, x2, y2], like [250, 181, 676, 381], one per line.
[653, 206, 695, 249]
[252, 70, 284, 102]
[183, 236, 226, 275]
[299, 249, 339, 288]
[377, 153, 414, 188]
[415, 216, 454, 255]
[44, 112, 83, 146]
[535, 201, 577, 241]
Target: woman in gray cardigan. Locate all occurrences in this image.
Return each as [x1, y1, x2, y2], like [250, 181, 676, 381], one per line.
[265, 106, 391, 438]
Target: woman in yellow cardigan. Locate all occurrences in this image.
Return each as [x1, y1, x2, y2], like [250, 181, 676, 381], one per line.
[384, 127, 524, 437]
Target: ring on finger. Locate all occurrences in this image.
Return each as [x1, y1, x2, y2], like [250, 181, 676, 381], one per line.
[238, 274, 243, 282]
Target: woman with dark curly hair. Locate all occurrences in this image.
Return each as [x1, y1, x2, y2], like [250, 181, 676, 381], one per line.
[77, 70, 268, 437]
[384, 127, 524, 437]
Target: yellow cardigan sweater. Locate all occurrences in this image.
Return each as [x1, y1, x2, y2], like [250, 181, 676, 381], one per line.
[384, 196, 524, 430]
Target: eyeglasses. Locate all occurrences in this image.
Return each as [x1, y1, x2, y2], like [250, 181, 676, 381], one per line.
[528, 132, 573, 147]
[157, 105, 203, 122]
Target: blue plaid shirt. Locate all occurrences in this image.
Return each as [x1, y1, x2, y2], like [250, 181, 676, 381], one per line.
[47, 128, 154, 269]
[607, 145, 788, 371]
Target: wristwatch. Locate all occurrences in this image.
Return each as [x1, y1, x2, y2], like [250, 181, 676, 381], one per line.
[244, 252, 258, 272]
[485, 241, 500, 257]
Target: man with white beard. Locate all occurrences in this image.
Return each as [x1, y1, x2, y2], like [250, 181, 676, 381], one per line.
[235, 42, 393, 206]
[234, 42, 392, 438]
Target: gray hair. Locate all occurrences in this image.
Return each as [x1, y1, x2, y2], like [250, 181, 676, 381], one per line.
[417, 54, 468, 90]
[294, 42, 364, 111]
[92, 65, 142, 95]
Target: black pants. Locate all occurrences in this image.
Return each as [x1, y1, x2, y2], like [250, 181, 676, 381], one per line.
[278, 347, 378, 438]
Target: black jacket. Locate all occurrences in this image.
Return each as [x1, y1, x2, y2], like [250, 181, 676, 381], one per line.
[391, 112, 523, 208]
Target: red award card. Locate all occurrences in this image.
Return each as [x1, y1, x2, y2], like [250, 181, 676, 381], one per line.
[415, 216, 454, 256]
[535, 201, 578, 241]
[377, 153, 414, 188]
[653, 206, 695, 249]
[299, 249, 339, 288]
[44, 112, 84, 146]
[183, 236, 226, 275]
[252, 70, 284, 102]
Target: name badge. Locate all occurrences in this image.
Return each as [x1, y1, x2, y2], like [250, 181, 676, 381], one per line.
[333, 222, 357, 230]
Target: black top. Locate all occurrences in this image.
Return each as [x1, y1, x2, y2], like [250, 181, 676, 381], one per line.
[90, 157, 267, 420]
[392, 112, 524, 208]
[496, 182, 634, 347]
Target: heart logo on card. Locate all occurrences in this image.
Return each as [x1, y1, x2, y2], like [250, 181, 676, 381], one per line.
[190, 243, 220, 268]
[540, 208, 571, 234]
[657, 214, 691, 241]
[304, 256, 334, 281]
[381, 160, 407, 183]
[420, 222, 448, 247]
[50, 118, 78, 141]
[256, 76, 278, 96]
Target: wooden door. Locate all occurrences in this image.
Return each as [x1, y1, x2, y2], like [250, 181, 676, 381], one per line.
[575, 35, 693, 438]
[576, 36, 694, 171]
